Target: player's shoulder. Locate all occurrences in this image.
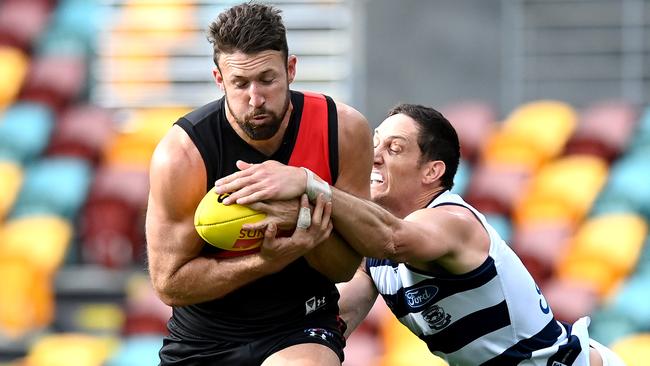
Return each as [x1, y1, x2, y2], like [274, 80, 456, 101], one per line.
[334, 100, 368, 127]
[150, 125, 204, 178]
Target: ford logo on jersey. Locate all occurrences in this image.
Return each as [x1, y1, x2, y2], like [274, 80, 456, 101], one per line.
[405, 285, 438, 310]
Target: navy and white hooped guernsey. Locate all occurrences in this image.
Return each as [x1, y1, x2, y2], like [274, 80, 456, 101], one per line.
[366, 190, 592, 365]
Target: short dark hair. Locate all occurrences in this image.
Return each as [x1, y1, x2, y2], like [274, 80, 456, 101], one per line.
[387, 103, 460, 190]
[207, 2, 289, 68]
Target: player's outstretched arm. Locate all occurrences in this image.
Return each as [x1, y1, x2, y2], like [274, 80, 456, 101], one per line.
[336, 263, 379, 338]
[146, 126, 331, 306]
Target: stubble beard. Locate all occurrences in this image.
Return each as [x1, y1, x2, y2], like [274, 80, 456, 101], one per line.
[226, 89, 291, 141]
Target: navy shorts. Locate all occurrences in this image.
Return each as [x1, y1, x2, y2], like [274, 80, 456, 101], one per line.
[159, 318, 346, 366]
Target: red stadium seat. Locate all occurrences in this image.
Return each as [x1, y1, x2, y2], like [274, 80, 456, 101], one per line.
[19, 55, 87, 113]
[564, 100, 639, 163]
[441, 100, 497, 163]
[0, 0, 53, 51]
[46, 104, 116, 165]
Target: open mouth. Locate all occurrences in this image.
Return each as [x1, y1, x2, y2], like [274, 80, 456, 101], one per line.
[370, 171, 384, 185]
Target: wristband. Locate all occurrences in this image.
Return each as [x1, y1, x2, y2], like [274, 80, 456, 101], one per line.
[301, 167, 332, 203]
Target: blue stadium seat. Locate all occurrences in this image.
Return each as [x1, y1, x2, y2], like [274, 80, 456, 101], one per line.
[592, 151, 650, 220]
[0, 102, 54, 163]
[10, 157, 93, 220]
[451, 158, 471, 196]
[610, 271, 650, 330]
[105, 335, 164, 366]
[484, 213, 512, 243]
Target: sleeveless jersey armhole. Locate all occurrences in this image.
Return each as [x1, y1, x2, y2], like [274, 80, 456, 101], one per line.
[174, 117, 215, 191]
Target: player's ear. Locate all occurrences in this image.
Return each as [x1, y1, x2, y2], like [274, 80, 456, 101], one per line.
[213, 66, 225, 91]
[422, 160, 445, 185]
[287, 55, 297, 84]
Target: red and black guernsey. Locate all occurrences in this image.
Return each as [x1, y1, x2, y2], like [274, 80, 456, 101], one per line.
[170, 90, 342, 343]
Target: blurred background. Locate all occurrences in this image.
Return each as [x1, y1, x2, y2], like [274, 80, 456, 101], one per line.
[0, 0, 649, 365]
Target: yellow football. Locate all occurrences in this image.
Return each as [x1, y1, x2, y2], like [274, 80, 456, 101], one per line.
[194, 187, 267, 251]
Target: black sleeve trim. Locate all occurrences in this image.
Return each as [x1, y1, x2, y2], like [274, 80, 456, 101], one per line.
[325, 95, 339, 185]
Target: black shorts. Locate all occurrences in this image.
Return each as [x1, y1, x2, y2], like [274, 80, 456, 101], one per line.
[159, 318, 346, 366]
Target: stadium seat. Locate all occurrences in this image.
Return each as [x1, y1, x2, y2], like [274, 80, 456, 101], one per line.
[104, 335, 164, 366]
[484, 213, 512, 243]
[80, 166, 149, 268]
[0, 0, 53, 51]
[0, 215, 73, 274]
[102, 108, 189, 169]
[39, 0, 103, 57]
[46, 104, 116, 165]
[0, 256, 53, 338]
[19, 54, 87, 113]
[511, 219, 573, 282]
[564, 100, 638, 163]
[555, 213, 647, 297]
[53, 266, 132, 334]
[589, 305, 639, 348]
[10, 157, 93, 220]
[591, 151, 650, 220]
[379, 314, 448, 366]
[440, 100, 496, 163]
[608, 271, 650, 330]
[0, 46, 29, 108]
[627, 106, 650, 153]
[0, 160, 23, 221]
[0, 102, 54, 164]
[501, 100, 578, 163]
[24, 333, 118, 366]
[450, 159, 471, 196]
[609, 333, 650, 366]
[464, 162, 532, 216]
[121, 274, 170, 336]
[513, 155, 609, 226]
[541, 278, 599, 323]
[480, 131, 546, 171]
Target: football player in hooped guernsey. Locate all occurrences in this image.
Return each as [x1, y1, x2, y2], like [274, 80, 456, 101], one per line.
[145, 3, 372, 366]
[215, 104, 625, 365]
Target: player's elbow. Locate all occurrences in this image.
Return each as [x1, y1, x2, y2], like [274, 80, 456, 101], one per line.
[151, 272, 188, 307]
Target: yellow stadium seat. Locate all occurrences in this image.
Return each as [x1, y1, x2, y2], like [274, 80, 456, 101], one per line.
[513, 155, 609, 226]
[0, 215, 73, 274]
[555, 258, 620, 298]
[379, 313, 448, 366]
[513, 196, 578, 228]
[25, 333, 118, 366]
[102, 133, 159, 169]
[502, 100, 578, 160]
[0, 160, 23, 220]
[480, 131, 546, 170]
[103, 108, 190, 168]
[556, 214, 647, 297]
[0, 256, 53, 338]
[0, 46, 29, 108]
[610, 333, 650, 366]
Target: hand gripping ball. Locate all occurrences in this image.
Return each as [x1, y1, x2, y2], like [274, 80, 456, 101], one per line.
[194, 187, 267, 251]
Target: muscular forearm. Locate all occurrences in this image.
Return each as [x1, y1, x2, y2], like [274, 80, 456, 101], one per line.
[151, 252, 281, 307]
[304, 230, 361, 283]
[330, 188, 401, 259]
